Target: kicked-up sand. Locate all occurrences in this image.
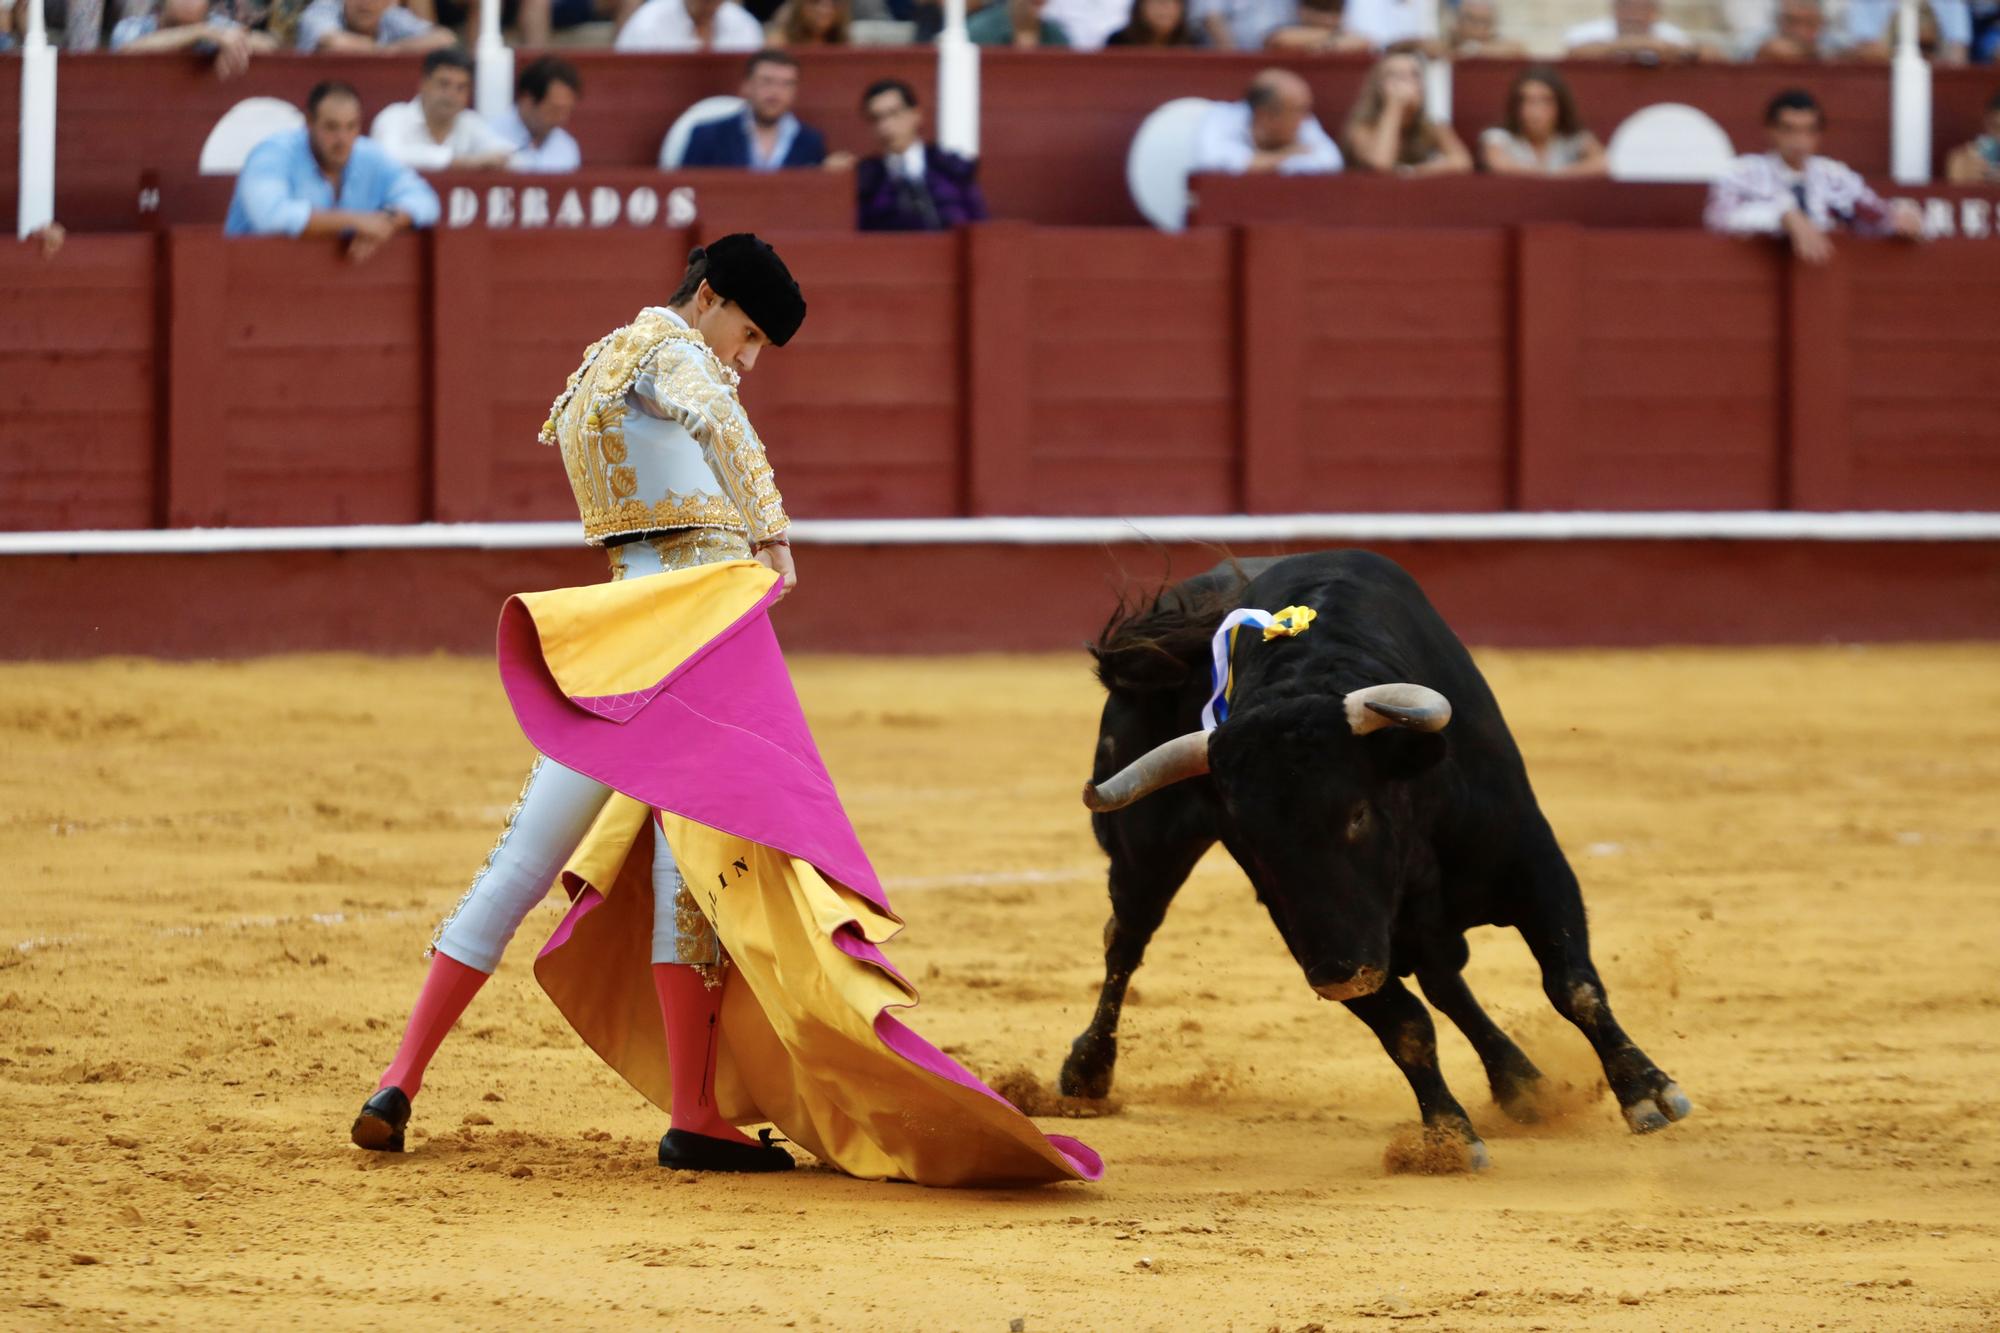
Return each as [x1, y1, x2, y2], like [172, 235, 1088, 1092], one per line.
[0, 644, 1996, 1330]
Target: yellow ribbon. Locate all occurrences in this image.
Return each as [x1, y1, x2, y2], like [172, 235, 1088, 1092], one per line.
[1261, 606, 1318, 641]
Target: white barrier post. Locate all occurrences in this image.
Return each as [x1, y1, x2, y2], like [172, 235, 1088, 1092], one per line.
[936, 0, 980, 158]
[475, 0, 515, 126]
[1890, 0, 1931, 185]
[16, 0, 58, 239]
[1423, 0, 1452, 125]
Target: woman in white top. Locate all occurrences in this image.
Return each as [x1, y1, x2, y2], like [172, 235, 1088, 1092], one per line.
[1477, 66, 1607, 176]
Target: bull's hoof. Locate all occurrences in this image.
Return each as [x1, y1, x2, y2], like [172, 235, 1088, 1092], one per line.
[1621, 1082, 1693, 1134]
[1495, 1076, 1550, 1125]
[1384, 1117, 1490, 1175]
[1058, 1033, 1117, 1100]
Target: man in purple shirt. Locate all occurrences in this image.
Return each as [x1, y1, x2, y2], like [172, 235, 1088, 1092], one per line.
[854, 79, 989, 232]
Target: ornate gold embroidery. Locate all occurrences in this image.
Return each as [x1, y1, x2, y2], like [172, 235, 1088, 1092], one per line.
[581, 494, 752, 542]
[672, 876, 729, 989]
[647, 528, 752, 571]
[544, 312, 789, 548]
[428, 757, 544, 959]
[605, 544, 628, 582]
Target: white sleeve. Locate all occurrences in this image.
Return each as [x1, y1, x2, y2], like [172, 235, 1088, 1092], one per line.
[1280, 117, 1345, 174]
[462, 111, 515, 159]
[371, 104, 455, 172]
[1703, 158, 1789, 234]
[1190, 106, 1253, 175]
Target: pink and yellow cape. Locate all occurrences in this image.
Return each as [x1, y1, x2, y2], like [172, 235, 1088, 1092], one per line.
[496, 560, 1101, 1188]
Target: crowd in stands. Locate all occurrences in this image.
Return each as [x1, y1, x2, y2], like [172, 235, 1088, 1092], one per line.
[4, 0, 1999, 62]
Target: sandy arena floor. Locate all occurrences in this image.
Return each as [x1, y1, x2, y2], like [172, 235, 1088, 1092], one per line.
[1, 643, 1997, 1331]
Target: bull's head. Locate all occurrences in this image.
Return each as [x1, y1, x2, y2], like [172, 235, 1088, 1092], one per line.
[1082, 684, 1451, 1001]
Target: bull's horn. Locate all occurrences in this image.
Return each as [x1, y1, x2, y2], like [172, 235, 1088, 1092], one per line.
[1082, 731, 1212, 812]
[1345, 683, 1452, 735]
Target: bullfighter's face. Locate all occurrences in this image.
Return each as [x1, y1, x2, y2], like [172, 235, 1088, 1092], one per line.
[1207, 700, 1447, 1001]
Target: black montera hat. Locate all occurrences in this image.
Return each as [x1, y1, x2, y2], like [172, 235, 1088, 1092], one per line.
[693, 233, 807, 347]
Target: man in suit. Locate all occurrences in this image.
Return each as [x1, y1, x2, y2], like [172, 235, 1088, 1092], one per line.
[674, 50, 830, 170]
[855, 78, 990, 232]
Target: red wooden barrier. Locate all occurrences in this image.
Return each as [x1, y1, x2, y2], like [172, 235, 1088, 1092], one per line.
[0, 235, 159, 530]
[140, 168, 854, 232]
[5, 225, 1998, 536]
[1193, 175, 1709, 229]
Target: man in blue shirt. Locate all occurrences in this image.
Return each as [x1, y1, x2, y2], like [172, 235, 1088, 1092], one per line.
[675, 51, 830, 170]
[225, 81, 441, 261]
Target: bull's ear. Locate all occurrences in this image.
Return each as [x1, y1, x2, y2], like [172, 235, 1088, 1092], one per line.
[1363, 729, 1448, 782]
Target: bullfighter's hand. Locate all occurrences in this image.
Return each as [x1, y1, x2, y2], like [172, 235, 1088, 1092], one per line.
[756, 542, 798, 599]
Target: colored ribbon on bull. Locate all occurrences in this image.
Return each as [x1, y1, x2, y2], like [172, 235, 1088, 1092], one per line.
[1200, 605, 1318, 732]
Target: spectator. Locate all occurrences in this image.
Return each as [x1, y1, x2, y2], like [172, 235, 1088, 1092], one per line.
[226, 80, 441, 261]
[855, 78, 989, 231]
[965, 0, 1070, 44]
[677, 51, 830, 169]
[296, 0, 450, 50]
[1840, 0, 1968, 62]
[764, 0, 847, 44]
[1191, 69, 1343, 174]
[109, 0, 276, 78]
[371, 48, 514, 171]
[1450, 0, 1525, 56]
[1478, 66, 1605, 175]
[1705, 89, 1922, 264]
[1104, 0, 1197, 43]
[1751, 0, 1838, 58]
[616, 0, 764, 48]
[1563, 0, 1700, 61]
[1043, 0, 1130, 47]
[1944, 88, 2000, 183]
[493, 56, 582, 174]
[1342, 0, 1440, 51]
[517, 0, 635, 46]
[1343, 52, 1470, 174]
[1191, 0, 1293, 49]
[1263, 0, 1370, 52]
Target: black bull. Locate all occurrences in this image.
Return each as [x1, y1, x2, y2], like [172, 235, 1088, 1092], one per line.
[1061, 551, 1690, 1168]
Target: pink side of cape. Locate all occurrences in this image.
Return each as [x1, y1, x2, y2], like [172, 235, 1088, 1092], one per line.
[500, 589, 1102, 1183]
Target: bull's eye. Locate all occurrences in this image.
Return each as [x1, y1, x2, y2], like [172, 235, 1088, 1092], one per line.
[1344, 803, 1371, 843]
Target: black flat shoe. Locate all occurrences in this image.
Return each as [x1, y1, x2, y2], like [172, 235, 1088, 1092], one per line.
[351, 1086, 412, 1153]
[657, 1127, 795, 1173]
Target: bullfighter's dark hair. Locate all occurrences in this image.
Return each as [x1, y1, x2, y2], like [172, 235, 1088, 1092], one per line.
[669, 247, 710, 306]
[863, 78, 919, 112]
[517, 55, 581, 102]
[1090, 562, 1245, 695]
[423, 46, 474, 78]
[1764, 88, 1823, 126]
[306, 80, 362, 118]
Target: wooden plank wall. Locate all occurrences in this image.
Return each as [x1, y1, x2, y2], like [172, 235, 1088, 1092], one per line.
[5, 226, 1999, 535]
[0, 235, 158, 530]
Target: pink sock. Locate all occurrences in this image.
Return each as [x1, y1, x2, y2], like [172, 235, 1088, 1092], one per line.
[377, 952, 489, 1100]
[653, 962, 753, 1144]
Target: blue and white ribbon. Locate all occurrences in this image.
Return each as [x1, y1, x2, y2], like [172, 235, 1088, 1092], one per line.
[1200, 606, 1316, 731]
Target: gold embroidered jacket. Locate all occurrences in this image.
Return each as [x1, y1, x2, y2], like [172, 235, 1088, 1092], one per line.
[540, 309, 790, 546]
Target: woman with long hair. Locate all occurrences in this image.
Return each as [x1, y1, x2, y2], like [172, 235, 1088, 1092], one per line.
[1478, 66, 1607, 175]
[1342, 51, 1472, 174]
[765, 0, 848, 45]
[1104, 0, 1197, 44]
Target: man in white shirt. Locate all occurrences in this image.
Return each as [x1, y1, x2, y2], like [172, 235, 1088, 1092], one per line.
[1041, 0, 1132, 47]
[1563, 0, 1701, 59]
[1191, 69, 1344, 176]
[1705, 88, 1922, 264]
[491, 56, 583, 174]
[615, 0, 764, 50]
[1191, 0, 1299, 49]
[1341, 0, 1435, 50]
[371, 47, 514, 172]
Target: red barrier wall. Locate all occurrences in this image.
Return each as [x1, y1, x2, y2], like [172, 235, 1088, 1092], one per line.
[0, 233, 159, 531]
[1194, 175, 1711, 229]
[7, 53, 1991, 230]
[5, 225, 1999, 535]
[3, 539, 1996, 659]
